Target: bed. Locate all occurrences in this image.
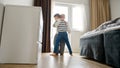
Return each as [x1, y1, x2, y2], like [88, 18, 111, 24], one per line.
[80, 17, 120, 67]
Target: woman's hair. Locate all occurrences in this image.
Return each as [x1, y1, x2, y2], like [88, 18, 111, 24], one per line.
[54, 13, 61, 18]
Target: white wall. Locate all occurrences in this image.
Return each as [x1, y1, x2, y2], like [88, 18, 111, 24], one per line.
[55, 0, 90, 52]
[110, 0, 120, 19]
[0, 0, 33, 6]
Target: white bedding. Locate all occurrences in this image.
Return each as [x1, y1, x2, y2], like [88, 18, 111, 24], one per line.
[80, 18, 120, 39]
[80, 30, 105, 38]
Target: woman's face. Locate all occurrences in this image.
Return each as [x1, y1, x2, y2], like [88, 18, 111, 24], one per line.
[54, 16, 59, 21]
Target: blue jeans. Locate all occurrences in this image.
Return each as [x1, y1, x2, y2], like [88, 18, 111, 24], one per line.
[54, 32, 72, 54]
[54, 34, 65, 54]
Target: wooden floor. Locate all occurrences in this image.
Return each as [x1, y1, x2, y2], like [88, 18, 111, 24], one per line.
[0, 53, 111, 68]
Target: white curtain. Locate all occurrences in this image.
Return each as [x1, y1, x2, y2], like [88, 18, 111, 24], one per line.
[51, 0, 56, 51]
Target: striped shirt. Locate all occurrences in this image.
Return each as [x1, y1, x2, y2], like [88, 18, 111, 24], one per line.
[53, 20, 70, 32]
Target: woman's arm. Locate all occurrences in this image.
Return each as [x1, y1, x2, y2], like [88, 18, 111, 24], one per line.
[53, 21, 60, 28]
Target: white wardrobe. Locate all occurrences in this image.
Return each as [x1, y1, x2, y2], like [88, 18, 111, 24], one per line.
[0, 4, 4, 36]
[0, 4, 41, 64]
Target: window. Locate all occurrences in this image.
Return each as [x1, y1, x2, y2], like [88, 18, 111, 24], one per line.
[51, 4, 69, 51]
[53, 5, 68, 21]
[52, 3, 84, 31]
[72, 5, 85, 31]
[51, 2, 85, 51]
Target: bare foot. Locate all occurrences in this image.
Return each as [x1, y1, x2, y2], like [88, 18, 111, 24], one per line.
[70, 54, 73, 56]
[50, 53, 58, 56]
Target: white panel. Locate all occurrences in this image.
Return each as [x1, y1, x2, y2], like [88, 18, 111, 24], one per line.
[71, 31, 83, 53]
[0, 5, 41, 64]
[0, 3, 4, 36]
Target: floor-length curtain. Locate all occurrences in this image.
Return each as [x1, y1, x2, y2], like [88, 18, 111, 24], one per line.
[90, 0, 111, 30]
[34, 0, 51, 52]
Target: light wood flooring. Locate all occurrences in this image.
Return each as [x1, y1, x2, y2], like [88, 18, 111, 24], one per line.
[0, 53, 111, 68]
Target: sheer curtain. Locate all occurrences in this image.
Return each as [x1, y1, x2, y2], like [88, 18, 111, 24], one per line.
[70, 1, 91, 52]
[81, 0, 91, 32]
